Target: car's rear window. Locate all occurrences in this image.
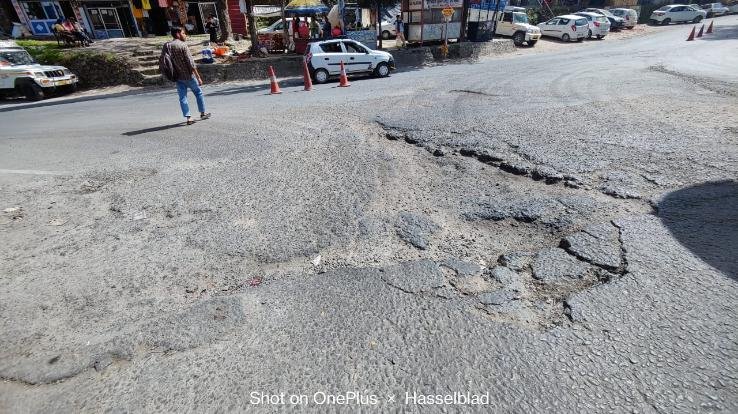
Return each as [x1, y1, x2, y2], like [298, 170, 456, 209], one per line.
[611, 9, 624, 16]
[595, 16, 608, 22]
[657, 6, 670, 11]
[575, 18, 588, 25]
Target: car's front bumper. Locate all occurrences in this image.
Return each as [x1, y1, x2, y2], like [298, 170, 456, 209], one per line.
[526, 33, 541, 41]
[35, 75, 78, 88]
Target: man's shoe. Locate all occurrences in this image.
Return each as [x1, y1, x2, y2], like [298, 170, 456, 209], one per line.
[200, 113, 211, 120]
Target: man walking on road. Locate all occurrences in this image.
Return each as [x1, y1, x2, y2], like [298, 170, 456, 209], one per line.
[168, 27, 210, 125]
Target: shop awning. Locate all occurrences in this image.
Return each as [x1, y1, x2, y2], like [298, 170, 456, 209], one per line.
[284, 0, 329, 16]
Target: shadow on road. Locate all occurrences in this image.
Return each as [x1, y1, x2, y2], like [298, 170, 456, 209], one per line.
[0, 88, 165, 113]
[122, 122, 184, 136]
[659, 180, 738, 281]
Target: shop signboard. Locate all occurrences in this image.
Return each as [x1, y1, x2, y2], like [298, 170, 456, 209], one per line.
[469, 0, 507, 11]
[409, 0, 462, 10]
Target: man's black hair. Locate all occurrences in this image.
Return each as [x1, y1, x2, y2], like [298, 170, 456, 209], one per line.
[170, 26, 183, 38]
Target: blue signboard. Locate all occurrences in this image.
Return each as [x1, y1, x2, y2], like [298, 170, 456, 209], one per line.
[469, 0, 507, 11]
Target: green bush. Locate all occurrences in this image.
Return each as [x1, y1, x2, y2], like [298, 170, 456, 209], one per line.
[15, 40, 142, 88]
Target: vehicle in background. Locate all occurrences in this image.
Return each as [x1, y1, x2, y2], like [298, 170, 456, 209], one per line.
[581, 8, 626, 30]
[0, 40, 78, 101]
[495, 6, 542, 46]
[305, 39, 395, 84]
[649, 5, 706, 24]
[257, 18, 294, 34]
[537, 15, 588, 42]
[610, 8, 638, 28]
[729, 3, 738, 14]
[574, 12, 611, 39]
[701, 3, 730, 16]
[378, 21, 396, 39]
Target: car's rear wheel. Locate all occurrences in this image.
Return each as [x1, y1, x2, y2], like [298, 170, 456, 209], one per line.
[512, 31, 525, 46]
[381, 30, 390, 40]
[313, 68, 329, 84]
[693, 16, 703, 23]
[21, 83, 44, 101]
[374, 62, 390, 78]
[561, 33, 570, 42]
[662, 18, 671, 25]
[577, 37, 584, 42]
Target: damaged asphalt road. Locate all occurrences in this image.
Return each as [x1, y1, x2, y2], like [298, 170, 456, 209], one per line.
[1, 17, 737, 413]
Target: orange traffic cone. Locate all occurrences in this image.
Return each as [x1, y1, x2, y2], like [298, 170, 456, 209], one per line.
[686, 26, 695, 41]
[706, 20, 713, 34]
[302, 59, 313, 92]
[697, 24, 704, 37]
[268, 65, 282, 95]
[338, 61, 350, 87]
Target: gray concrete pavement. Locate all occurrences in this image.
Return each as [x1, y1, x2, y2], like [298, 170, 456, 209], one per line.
[1, 16, 737, 413]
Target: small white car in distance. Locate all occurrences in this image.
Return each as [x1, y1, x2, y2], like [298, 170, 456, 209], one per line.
[610, 8, 638, 28]
[701, 3, 730, 16]
[650, 5, 706, 25]
[378, 21, 396, 39]
[574, 12, 611, 39]
[305, 39, 395, 84]
[537, 14, 589, 42]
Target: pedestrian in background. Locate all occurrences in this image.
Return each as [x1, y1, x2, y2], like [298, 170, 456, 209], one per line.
[322, 16, 331, 39]
[310, 16, 320, 39]
[166, 27, 210, 125]
[395, 14, 407, 48]
[205, 13, 219, 44]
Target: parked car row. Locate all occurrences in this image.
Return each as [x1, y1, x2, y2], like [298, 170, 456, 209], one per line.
[536, 7, 636, 42]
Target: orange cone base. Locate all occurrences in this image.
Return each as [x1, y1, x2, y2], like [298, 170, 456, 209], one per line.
[686, 26, 695, 41]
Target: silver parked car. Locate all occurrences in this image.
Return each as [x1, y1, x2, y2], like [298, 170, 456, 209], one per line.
[574, 12, 611, 39]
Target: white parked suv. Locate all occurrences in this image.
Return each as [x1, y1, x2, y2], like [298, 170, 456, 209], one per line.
[610, 8, 638, 28]
[650, 5, 706, 25]
[701, 3, 730, 16]
[495, 7, 542, 46]
[537, 14, 589, 42]
[574, 12, 611, 39]
[0, 40, 78, 101]
[305, 39, 395, 84]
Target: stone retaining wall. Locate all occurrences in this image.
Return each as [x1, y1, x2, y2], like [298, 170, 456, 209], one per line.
[197, 39, 515, 83]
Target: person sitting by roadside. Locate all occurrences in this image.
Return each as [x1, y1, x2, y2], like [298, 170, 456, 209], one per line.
[52, 18, 68, 35]
[70, 18, 93, 44]
[63, 18, 90, 45]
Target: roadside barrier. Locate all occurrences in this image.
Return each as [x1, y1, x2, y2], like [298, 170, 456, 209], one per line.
[697, 24, 704, 38]
[338, 61, 350, 87]
[268, 66, 282, 95]
[706, 20, 713, 34]
[686, 26, 696, 41]
[301, 60, 313, 92]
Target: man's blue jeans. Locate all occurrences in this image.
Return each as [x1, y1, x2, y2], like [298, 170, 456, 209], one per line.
[176, 76, 205, 118]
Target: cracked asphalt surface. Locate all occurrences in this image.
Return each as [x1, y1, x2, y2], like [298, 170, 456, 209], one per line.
[1, 16, 737, 413]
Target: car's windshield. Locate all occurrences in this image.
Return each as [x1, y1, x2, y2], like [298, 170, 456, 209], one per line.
[599, 10, 615, 17]
[611, 9, 624, 16]
[0, 50, 35, 66]
[512, 12, 528, 23]
[595, 16, 608, 22]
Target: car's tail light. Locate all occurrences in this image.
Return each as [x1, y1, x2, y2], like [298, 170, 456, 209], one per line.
[625, 15, 630, 20]
[571, 25, 576, 31]
[594, 21, 600, 27]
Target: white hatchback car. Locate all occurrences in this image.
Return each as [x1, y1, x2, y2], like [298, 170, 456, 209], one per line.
[574, 12, 611, 39]
[701, 3, 730, 17]
[537, 14, 589, 42]
[610, 8, 638, 28]
[650, 5, 707, 24]
[305, 39, 395, 84]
